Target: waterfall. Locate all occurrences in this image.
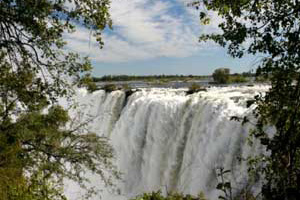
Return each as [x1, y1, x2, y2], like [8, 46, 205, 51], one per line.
[65, 85, 269, 200]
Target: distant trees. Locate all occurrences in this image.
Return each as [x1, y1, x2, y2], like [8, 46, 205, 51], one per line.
[212, 68, 230, 84]
[93, 75, 210, 82]
[229, 74, 248, 83]
[92, 72, 253, 85]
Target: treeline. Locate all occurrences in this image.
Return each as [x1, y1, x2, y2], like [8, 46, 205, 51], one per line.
[212, 68, 257, 84]
[93, 73, 254, 82]
[93, 75, 210, 82]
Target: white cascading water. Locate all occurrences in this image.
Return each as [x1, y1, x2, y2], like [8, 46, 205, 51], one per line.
[65, 85, 269, 200]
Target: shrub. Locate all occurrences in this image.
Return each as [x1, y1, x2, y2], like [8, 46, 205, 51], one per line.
[79, 74, 99, 92]
[102, 84, 118, 92]
[212, 68, 230, 84]
[229, 75, 248, 83]
[130, 191, 206, 200]
[121, 83, 132, 90]
[254, 75, 269, 83]
[186, 83, 207, 95]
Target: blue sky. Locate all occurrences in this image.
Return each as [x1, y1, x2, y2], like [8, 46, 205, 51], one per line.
[65, 0, 260, 76]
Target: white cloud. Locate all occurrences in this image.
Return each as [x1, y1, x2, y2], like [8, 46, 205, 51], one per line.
[64, 0, 221, 63]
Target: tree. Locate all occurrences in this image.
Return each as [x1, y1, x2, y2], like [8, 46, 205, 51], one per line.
[212, 68, 230, 84]
[0, 0, 118, 199]
[191, 0, 300, 199]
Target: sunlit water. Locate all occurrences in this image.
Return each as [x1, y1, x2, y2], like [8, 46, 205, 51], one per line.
[64, 85, 269, 200]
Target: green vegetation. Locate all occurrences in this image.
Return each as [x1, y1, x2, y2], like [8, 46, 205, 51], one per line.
[93, 72, 256, 85]
[193, 0, 300, 199]
[212, 69, 248, 84]
[214, 167, 256, 200]
[212, 68, 230, 84]
[186, 83, 207, 95]
[102, 84, 118, 92]
[229, 74, 248, 84]
[79, 73, 99, 92]
[254, 75, 269, 83]
[229, 76, 247, 83]
[93, 75, 211, 82]
[0, 0, 118, 199]
[130, 191, 207, 200]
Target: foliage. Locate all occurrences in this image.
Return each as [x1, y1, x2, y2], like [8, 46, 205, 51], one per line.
[130, 191, 207, 200]
[93, 73, 254, 86]
[212, 68, 230, 84]
[186, 83, 207, 94]
[79, 73, 99, 92]
[121, 83, 133, 91]
[214, 168, 256, 200]
[192, 0, 300, 199]
[216, 168, 233, 200]
[102, 84, 118, 92]
[93, 75, 211, 82]
[228, 75, 248, 83]
[254, 75, 269, 83]
[213, 166, 258, 200]
[0, 0, 118, 199]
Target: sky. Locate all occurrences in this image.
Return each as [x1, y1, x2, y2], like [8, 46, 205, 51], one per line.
[64, 0, 260, 76]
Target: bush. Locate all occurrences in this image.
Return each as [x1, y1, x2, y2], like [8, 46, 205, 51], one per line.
[130, 191, 207, 200]
[229, 75, 248, 83]
[212, 68, 230, 84]
[254, 75, 269, 83]
[121, 83, 132, 90]
[102, 84, 118, 92]
[186, 83, 207, 95]
[79, 74, 99, 93]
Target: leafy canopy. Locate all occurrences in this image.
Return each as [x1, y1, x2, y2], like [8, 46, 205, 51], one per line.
[192, 0, 300, 199]
[0, 0, 118, 199]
